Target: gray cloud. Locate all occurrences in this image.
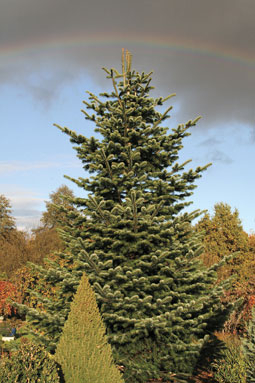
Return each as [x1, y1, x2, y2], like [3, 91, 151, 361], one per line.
[13, 208, 42, 231]
[207, 149, 233, 164]
[15, 215, 42, 231]
[199, 137, 221, 147]
[0, 0, 254, 130]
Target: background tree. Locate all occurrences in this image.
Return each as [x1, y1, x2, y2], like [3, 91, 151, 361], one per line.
[196, 204, 255, 334]
[0, 280, 21, 317]
[237, 233, 255, 288]
[10, 266, 56, 311]
[15, 51, 232, 383]
[21, 185, 75, 266]
[0, 232, 29, 277]
[0, 188, 76, 317]
[21, 185, 76, 269]
[0, 195, 29, 277]
[55, 273, 124, 383]
[40, 185, 76, 229]
[196, 202, 249, 279]
[0, 194, 15, 237]
[26, 227, 63, 266]
[22, 186, 77, 309]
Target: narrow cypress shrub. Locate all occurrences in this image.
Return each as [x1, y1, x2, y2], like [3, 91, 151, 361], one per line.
[54, 273, 124, 383]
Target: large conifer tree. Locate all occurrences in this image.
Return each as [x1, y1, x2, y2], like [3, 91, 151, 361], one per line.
[16, 51, 232, 383]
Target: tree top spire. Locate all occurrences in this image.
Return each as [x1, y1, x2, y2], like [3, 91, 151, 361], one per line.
[122, 48, 132, 86]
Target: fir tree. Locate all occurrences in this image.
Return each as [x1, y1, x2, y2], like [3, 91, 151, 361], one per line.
[15, 50, 232, 383]
[55, 273, 124, 383]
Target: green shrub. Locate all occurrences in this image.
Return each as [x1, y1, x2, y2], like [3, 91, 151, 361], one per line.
[55, 273, 124, 383]
[213, 337, 247, 383]
[0, 340, 61, 382]
[0, 322, 11, 336]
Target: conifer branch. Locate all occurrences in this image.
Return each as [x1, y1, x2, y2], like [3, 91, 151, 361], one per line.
[79, 249, 101, 275]
[102, 67, 111, 75]
[111, 69, 129, 138]
[162, 93, 176, 103]
[101, 149, 113, 179]
[81, 108, 94, 121]
[141, 77, 153, 96]
[151, 105, 173, 130]
[111, 70, 123, 108]
[93, 282, 112, 302]
[101, 149, 122, 204]
[88, 195, 110, 225]
[86, 91, 104, 105]
[151, 200, 165, 219]
[130, 191, 138, 233]
[127, 144, 133, 171]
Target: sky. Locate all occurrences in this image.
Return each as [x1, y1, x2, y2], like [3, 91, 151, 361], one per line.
[0, 0, 255, 233]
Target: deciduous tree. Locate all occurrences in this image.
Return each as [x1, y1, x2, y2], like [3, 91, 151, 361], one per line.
[40, 185, 76, 229]
[0, 194, 15, 237]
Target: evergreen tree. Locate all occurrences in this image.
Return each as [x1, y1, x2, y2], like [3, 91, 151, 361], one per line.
[195, 202, 248, 280]
[242, 308, 255, 383]
[15, 51, 232, 383]
[55, 273, 124, 383]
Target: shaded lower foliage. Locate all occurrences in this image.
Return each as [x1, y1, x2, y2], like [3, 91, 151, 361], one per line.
[213, 336, 247, 383]
[242, 308, 255, 383]
[0, 340, 61, 383]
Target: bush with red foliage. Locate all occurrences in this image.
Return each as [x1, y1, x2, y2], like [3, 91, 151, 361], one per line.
[222, 284, 255, 335]
[0, 280, 21, 316]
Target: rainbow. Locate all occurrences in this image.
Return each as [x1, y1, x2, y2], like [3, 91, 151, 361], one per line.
[0, 33, 254, 67]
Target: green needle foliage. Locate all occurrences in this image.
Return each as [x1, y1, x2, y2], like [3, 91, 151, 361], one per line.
[0, 341, 60, 383]
[55, 273, 124, 383]
[213, 345, 247, 383]
[242, 308, 255, 382]
[196, 202, 248, 279]
[15, 51, 232, 382]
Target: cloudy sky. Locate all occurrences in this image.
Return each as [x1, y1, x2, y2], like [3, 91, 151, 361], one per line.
[0, 0, 255, 232]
